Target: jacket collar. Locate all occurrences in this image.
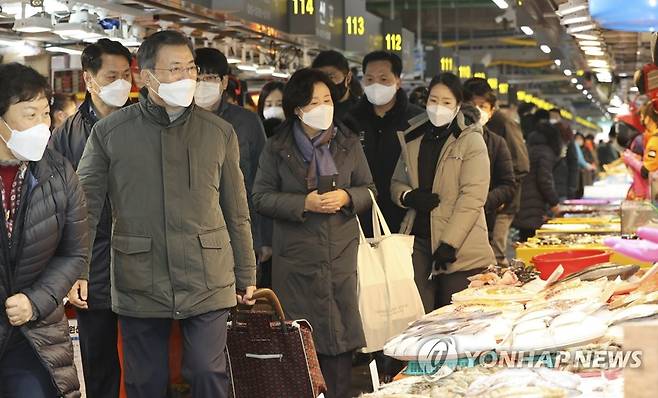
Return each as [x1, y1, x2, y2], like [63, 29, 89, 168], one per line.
[356, 88, 409, 121]
[217, 96, 230, 116]
[138, 87, 193, 127]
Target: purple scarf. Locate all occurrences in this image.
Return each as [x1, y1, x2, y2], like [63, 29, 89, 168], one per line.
[293, 121, 338, 190]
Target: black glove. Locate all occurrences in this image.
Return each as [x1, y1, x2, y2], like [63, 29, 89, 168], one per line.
[433, 243, 457, 271]
[641, 165, 650, 179]
[402, 189, 439, 213]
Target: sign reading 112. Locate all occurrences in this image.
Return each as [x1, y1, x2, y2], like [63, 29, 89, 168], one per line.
[292, 0, 314, 15]
[386, 33, 402, 51]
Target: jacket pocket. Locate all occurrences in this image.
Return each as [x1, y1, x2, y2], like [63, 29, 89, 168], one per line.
[198, 227, 235, 289]
[188, 147, 220, 192]
[112, 235, 153, 294]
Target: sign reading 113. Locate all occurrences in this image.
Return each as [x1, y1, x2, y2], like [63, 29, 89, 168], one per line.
[385, 33, 402, 51]
[346, 16, 365, 36]
[292, 0, 314, 15]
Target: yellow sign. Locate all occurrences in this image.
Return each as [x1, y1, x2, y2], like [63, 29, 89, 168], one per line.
[474, 72, 486, 79]
[292, 0, 314, 15]
[385, 33, 402, 51]
[487, 78, 499, 90]
[440, 57, 453, 72]
[458, 65, 471, 79]
[345, 16, 365, 36]
[498, 83, 509, 94]
[517, 90, 527, 101]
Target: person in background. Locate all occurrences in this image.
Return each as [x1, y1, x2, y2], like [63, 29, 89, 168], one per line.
[514, 110, 561, 242]
[350, 66, 364, 98]
[77, 30, 257, 398]
[608, 129, 624, 157]
[584, 135, 600, 171]
[257, 80, 286, 138]
[252, 68, 374, 398]
[0, 63, 89, 398]
[465, 89, 515, 258]
[549, 108, 580, 201]
[408, 86, 429, 108]
[51, 38, 132, 398]
[50, 93, 77, 130]
[312, 50, 360, 124]
[597, 136, 619, 168]
[391, 73, 494, 311]
[194, 48, 270, 269]
[350, 51, 424, 235]
[225, 77, 240, 105]
[518, 101, 537, 139]
[574, 132, 597, 192]
[463, 78, 529, 266]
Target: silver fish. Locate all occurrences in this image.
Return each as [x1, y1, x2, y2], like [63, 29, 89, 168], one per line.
[548, 263, 640, 287]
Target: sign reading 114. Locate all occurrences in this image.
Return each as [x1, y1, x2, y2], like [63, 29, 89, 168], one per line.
[292, 0, 314, 15]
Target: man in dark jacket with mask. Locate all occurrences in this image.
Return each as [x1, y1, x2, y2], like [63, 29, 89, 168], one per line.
[464, 78, 529, 265]
[193, 48, 270, 265]
[349, 51, 423, 234]
[50, 38, 132, 398]
[312, 50, 361, 128]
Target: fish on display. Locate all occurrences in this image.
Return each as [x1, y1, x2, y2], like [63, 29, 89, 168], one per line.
[547, 263, 640, 287]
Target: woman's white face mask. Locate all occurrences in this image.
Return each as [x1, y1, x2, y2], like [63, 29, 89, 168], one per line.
[427, 104, 459, 127]
[299, 104, 334, 130]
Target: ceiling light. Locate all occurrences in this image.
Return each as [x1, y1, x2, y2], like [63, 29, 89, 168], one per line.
[557, 0, 588, 17]
[561, 15, 591, 25]
[540, 44, 551, 53]
[567, 23, 597, 34]
[583, 90, 588, 95]
[54, 21, 105, 40]
[272, 70, 291, 79]
[574, 33, 600, 40]
[520, 26, 534, 35]
[587, 94, 593, 99]
[576, 84, 584, 90]
[490, 0, 509, 9]
[581, 46, 603, 52]
[584, 49, 605, 56]
[13, 12, 53, 33]
[596, 72, 613, 83]
[554, 59, 562, 66]
[45, 46, 82, 55]
[564, 69, 573, 76]
[256, 65, 275, 75]
[571, 78, 578, 84]
[588, 59, 610, 68]
[579, 40, 602, 47]
[630, 86, 639, 92]
[236, 63, 258, 72]
[227, 57, 241, 64]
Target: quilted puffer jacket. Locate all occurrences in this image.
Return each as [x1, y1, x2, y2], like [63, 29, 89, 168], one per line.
[0, 149, 89, 398]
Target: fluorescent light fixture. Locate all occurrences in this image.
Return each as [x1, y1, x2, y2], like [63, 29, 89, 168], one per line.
[520, 26, 534, 35]
[588, 59, 610, 68]
[584, 49, 605, 56]
[581, 46, 603, 52]
[571, 78, 578, 84]
[596, 73, 613, 83]
[272, 71, 290, 79]
[13, 13, 53, 33]
[574, 33, 600, 40]
[579, 40, 602, 47]
[490, 0, 509, 9]
[564, 69, 573, 76]
[554, 59, 562, 66]
[630, 86, 639, 92]
[561, 15, 591, 25]
[45, 46, 82, 55]
[576, 84, 584, 90]
[567, 23, 597, 34]
[226, 57, 241, 64]
[54, 21, 105, 40]
[557, 1, 588, 16]
[540, 44, 551, 53]
[236, 63, 258, 72]
[256, 66, 275, 75]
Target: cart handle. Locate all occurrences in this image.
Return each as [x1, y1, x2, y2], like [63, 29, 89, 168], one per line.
[251, 288, 286, 322]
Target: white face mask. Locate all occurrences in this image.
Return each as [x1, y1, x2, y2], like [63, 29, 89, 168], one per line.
[1, 119, 51, 161]
[92, 78, 131, 108]
[194, 81, 222, 109]
[549, 118, 560, 125]
[427, 104, 459, 127]
[299, 104, 334, 130]
[263, 106, 285, 120]
[364, 83, 397, 106]
[148, 72, 197, 108]
[477, 107, 490, 126]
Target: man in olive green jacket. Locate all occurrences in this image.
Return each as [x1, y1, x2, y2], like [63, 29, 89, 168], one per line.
[76, 30, 256, 398]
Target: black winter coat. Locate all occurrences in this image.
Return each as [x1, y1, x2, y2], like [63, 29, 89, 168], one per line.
[350, 89, 424, 234]
[483, 128, 516, 238]
[50, 96, 112, 309]
[0, 150, 89, 398]
[514, 130, 561, 230]
[252, 120, 375, 355]
[554, 140, 580, 200]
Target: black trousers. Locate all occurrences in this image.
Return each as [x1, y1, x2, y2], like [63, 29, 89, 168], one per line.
[518, 228, 536, 243]
[119, 310, 229, 398]
[434, 268, 485, 308]
[77, 308, 121, 398]
[318, 351, 353, 398]
[0, 340, 58, 398]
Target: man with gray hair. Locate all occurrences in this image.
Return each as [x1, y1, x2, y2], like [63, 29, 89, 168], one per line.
[77, 30, 257, 398]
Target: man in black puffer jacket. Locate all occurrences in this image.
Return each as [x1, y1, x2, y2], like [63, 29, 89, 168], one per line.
[0, 63, 89, 398]
[514, 111, 561, 242]
[50, 39, 132, 398]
